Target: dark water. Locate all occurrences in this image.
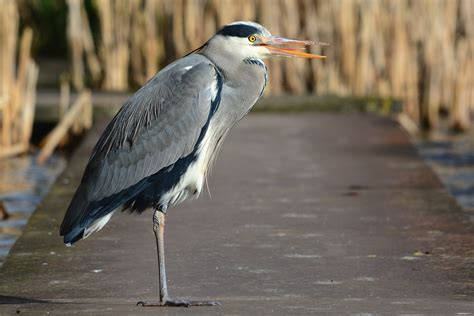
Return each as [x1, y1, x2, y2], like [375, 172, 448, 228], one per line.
[416, 129, 474, 214]
[0, 154, 65, 266]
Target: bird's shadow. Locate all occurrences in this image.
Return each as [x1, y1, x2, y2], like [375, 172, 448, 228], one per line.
[0, 295, 49, 305]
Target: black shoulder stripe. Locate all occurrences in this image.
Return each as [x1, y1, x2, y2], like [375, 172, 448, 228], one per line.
[210, 69, 224, 116]
[216, 24, 259, 38]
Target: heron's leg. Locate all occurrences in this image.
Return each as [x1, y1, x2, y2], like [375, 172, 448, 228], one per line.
[137, 210, 220, 308]
[154, 210, 169, 303]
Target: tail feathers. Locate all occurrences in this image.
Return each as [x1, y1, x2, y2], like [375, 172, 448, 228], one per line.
[60, 186, 117, 246]
[83, 211, 115, 239]
[60, 186, 89, 241]
[63, 227, 85, 246]
[62, 211, 115, 245]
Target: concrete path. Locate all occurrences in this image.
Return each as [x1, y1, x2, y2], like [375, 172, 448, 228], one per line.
[1, 113, 473, 314]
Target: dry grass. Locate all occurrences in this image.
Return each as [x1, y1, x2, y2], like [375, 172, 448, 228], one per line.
[0, 0, 38, 158]
[69, 0, 472, 131]
[0, 1, 93, 160]
[37, 90, 92, 165]
[0, 0, 470, 164]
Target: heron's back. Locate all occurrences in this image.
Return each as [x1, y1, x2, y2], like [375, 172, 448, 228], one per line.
[60, 54, 223, 244]
[60, 50, 268, 245]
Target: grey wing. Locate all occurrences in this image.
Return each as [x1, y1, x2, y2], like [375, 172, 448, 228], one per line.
[60, 55, 220, 235]
[88, 59, 219, 201]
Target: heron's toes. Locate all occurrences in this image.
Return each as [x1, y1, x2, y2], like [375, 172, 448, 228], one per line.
[137, 299, 220, 307]
[164, 299, 192, 307]
[136, 301, 161, 307]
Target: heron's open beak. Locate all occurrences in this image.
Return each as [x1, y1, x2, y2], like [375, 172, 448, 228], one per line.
[262, 36, 327, 59]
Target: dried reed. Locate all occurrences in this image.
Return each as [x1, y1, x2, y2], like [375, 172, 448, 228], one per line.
[67, 0, 101, 90]
[37, 90, 92, 165]
[0, 0, 38, 158]
[69, 0, 473, 131]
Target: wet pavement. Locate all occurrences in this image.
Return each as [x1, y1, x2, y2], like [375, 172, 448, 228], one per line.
[0, 113, 473, 314]
[0, 154, 65, 267]
[417, 129, 474, 214]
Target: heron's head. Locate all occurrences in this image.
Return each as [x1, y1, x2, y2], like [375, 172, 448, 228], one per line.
[207, 21, 326, 61]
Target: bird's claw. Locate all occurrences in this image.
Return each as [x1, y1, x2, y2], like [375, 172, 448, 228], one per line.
[137, 299, 220, 307]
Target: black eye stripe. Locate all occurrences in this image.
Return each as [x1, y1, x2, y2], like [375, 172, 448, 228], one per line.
[216, 24, 259, 38]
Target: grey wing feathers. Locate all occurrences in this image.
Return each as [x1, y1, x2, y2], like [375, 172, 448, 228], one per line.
[61, 55, 218, 234]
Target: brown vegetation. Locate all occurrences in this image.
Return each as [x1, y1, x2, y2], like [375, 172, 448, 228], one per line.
[37, 90, 92, 165]
[0, 1, 38, 158]
[0, 1, 93, 161]
[1, 0, 472, 156]
[68, 0, 473, 131]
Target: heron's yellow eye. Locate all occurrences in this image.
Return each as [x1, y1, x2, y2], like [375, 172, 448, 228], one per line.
[248, 35, 257, 43]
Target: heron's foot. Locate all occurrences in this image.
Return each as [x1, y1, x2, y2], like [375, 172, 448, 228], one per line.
[137, 299, 220, 307]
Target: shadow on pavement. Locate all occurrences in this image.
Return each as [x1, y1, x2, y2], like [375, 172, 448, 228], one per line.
[0, 295, 49, 305]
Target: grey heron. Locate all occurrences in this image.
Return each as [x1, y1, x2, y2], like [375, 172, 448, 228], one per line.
[60, 21, 325, 307]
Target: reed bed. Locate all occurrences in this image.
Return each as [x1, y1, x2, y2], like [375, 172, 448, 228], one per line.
[67, 0, 101, 90]
[0, 1, 93, 160]
[67, 0, 472, 131]
[0, 0, 39, 158]
[37, 90, 92, 165]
